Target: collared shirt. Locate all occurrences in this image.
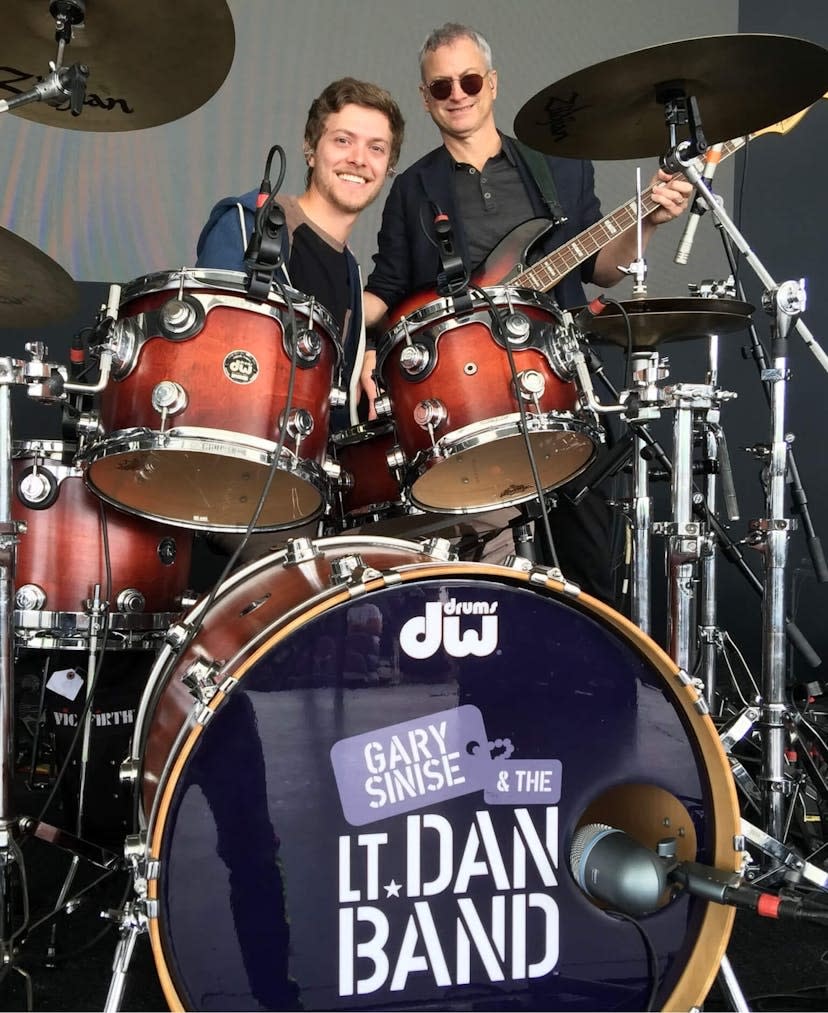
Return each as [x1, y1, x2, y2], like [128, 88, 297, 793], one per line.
[452, 145, 536, 270]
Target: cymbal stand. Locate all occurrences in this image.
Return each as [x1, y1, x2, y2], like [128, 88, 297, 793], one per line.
[0, 337, 116, 987]
[0, 348, 64, 982]
[670, 141, 828, 861]
[624, 350, 666, 636]
[696, 310, 741, 710]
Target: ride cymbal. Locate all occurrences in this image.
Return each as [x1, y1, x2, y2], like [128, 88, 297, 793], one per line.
[574, 297, 754, 349]
[515, 34, 828, 159]
[0, 225, 78, 326]
[2, 0, 235, 131]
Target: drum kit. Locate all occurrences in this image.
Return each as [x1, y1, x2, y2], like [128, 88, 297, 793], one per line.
[0, 5, 827, 1011]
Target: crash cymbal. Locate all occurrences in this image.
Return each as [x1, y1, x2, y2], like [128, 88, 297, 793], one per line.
[515, 34, 828, 159]
[574, 297, 754, 350]
[0, 225, 78, 326]
[2, 0, 234, 131]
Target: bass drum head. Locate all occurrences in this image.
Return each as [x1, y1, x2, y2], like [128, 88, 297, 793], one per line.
[144, 550, 738, 1012]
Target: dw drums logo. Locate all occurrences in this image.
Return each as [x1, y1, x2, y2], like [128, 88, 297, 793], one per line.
[400, 599, 499, 659]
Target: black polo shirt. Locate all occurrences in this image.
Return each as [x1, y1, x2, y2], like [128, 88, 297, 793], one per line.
[452, 146, 536, 270]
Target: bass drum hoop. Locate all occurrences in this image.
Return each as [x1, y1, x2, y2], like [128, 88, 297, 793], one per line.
[142, 554, 739, 1012]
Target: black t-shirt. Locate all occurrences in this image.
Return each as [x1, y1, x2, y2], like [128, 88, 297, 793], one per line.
[287, 222, 350, 337]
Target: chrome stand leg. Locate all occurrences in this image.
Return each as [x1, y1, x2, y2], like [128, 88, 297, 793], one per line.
[717, 953, 751, 1012]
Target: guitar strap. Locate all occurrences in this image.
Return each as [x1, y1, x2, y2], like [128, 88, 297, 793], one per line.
[513, 139, 567, 225]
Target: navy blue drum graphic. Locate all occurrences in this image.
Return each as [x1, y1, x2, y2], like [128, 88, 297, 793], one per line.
[129, 536, 739, 1012]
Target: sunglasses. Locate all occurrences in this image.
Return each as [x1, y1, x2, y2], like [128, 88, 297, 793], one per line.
[424, 72, 487, 102]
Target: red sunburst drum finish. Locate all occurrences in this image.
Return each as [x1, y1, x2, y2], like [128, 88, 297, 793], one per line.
[82, 270, 341, 533]
[377, 287, 600, 514]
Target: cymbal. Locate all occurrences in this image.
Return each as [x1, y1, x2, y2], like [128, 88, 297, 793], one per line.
[574, 297, 754, 350]
[0, 225, 78, 327]
[3, 0, 235, 131]
[514, 34, 828, 159]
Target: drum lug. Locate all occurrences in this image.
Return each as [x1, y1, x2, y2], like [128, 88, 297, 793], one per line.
[329, 385, 347, 409]
[385, 445, 407, 470]
[373, 394, 393, 417]
[15, 583, 46, 610]
[329, 553, 382, 587]
[399, 343, 430, 374]
[280, 407, 314, 442]
[504, 311, 532, 344]
[515, 369, 546, 403]
[158, 295, 205, 340]
[294, 327, 322, 362]
[283, 536, 321, 565]
[413, 399, 446, 431]
[182, 658, 222, 702]
[419, 536, 456, 561]
[165, 620, 190, 650]
[116, 588, 146, 613]
[151, 380, 188, 417]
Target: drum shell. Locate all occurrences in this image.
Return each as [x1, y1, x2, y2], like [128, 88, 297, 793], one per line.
[331, 422, 405, 523]
[380, 294, 577, 462]
[13, 449, 192, 617]
[137, 536, 438, 814]
[100, 285, 337, 466]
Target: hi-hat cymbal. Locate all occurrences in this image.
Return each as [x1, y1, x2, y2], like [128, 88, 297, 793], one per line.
[3, 0, 235, 131]
[515, 34, 828, 160]
[0, 226, 78, 326]
[574, 297, 754, 349]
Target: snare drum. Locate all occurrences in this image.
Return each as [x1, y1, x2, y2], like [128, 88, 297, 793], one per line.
[80, 269, 341, 532]
[126, 535, 739, 1011]
[378, 287, 601, 514]
[13, 441, 192, 650]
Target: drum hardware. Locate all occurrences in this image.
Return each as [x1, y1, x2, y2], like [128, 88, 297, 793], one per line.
[2, 0, 235, 133]
[0, 1, 88, 121]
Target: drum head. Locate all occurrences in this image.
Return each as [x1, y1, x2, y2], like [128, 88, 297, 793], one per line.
[145, 559, 738, 1011]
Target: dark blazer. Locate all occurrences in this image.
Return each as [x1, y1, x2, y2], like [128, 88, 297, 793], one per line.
[365, 134, 603, 315]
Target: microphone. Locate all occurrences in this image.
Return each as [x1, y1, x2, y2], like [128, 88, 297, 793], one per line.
[68, 330, 86, 380]
[433, 210, 467, 297]
[674, 144, 723, 265]
[574, 294, 610, 332]
[570, 823, 670, 916]
[571, 823, 828, 924]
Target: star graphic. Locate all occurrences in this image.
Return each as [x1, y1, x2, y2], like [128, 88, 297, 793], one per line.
[384, 879, 402, 898]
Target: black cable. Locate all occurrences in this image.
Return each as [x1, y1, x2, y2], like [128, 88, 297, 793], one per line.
[467, 283, 560, 569]
[606, 908, 661, 1011]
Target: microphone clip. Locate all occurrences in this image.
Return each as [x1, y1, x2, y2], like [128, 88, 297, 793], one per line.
[245, 195, 287, 300]
[433, 212, 467, 298]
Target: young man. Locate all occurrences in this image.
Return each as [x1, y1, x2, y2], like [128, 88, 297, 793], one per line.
[197, 76, 405, 433]
[359, 23, 693, 598]
[195, 77, 404, 563]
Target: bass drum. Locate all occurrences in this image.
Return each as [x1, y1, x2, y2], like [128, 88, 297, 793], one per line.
[130, 536, 739, 1012]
